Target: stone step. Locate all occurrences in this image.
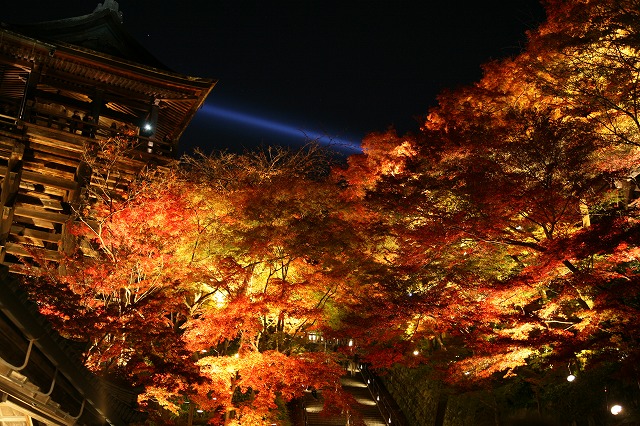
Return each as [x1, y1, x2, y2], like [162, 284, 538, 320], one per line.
[303, 374, 388, 426]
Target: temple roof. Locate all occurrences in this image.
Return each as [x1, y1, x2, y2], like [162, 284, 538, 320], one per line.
[0, 0, 216, 150]
[3, 1, 170, 71]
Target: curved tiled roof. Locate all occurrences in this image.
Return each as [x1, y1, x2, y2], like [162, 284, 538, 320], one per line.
[3, 2, 170, 71]
[0, 1, 216, 152]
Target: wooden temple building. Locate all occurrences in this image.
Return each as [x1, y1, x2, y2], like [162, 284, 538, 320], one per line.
[0, 1, 216, 424]
[0, 0, 215, 272]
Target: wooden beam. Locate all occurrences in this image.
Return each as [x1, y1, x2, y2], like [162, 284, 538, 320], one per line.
[27, 141, 83, 162]
[30, 151, 80, 168]
[10, 226, 62, 243]
[13, 206, 70, 224]
[23, 162, 75, 182]
[1, 262, 36, 274]
[18, 182, 67, 199]
[4, 242, 61, 261]
[21, 170, 78, 191]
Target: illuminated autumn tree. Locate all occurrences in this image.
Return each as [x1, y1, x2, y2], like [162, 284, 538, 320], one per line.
[528, 0, 640, 149]
[21, 142, 369, 424]
[438, 0, 640, 384]
[337, 0, 640, 402]
[23, 170, 206, 409]
[523, 0, 640, 214]
[176, 145, 369, 424]
[14, 1, 640, 423]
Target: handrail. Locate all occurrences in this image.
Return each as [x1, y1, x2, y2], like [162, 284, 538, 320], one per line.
[359, 365, 404, 426]
[301, 396, 309, 426]
[71, 398, 86, 420]
[0, 339, 35, 371]
[44, 367, 58, 396]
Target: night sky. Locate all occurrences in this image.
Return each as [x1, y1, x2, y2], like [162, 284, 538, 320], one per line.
[2, 1, 545, 154]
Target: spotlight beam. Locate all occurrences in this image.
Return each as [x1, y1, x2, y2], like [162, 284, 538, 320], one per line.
[200, 104, 362, 152]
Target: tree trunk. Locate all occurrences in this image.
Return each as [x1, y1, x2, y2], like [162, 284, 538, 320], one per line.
[434, 393, 448, 426]
[493, 393, 502, 426]
[187, 403, 194, 426]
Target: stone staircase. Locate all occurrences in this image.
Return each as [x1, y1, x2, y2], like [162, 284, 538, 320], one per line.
[301, 370, 397, 426]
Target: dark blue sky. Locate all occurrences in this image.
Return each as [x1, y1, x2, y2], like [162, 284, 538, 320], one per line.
[2, 1, 545, 154]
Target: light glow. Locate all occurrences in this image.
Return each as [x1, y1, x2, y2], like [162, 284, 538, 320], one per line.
[611, 404, 622, 415]
[200, 104, 362, 152]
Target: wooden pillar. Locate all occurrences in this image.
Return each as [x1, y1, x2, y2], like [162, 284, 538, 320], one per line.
[58, 160, 93, 274]
[20, 65, 41, 123]
[0, 142, 24, 264]
[150, 100, 159, 131]
[91, 89, 104, 120]
[90, 89, 104, 135]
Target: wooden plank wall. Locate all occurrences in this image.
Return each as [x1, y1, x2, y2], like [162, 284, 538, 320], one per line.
[0, 119, 164, 273]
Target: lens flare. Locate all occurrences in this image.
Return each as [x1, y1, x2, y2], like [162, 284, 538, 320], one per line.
[200, 104, 362, 153]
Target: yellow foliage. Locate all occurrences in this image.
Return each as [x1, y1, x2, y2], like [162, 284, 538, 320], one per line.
[457, 347, 535, 380]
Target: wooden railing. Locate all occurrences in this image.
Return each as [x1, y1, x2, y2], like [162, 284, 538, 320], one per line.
[24, 105, 176, 157]
[359, 364, 405, 426]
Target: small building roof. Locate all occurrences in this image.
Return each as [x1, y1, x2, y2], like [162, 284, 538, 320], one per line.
[0, 265, 146, 425]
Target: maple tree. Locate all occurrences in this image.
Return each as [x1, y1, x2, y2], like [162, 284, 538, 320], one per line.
[336, 2, 640, 413]
[178, 145, 375, 424]
[23, 142, 367, 424]
[23, 167, 204, 402]
[23, 140, 376, 424]
[528, 0, 640, 149]
[12, 1, 640, 423]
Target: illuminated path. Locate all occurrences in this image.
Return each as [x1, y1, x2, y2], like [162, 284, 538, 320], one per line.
[302, 368, 403, 426]
[200, 104, 363, 153]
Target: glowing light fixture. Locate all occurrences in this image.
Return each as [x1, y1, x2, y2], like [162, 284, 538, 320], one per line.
[611, 404, 623, 415]
[413, 350, 419, 356]
[143, 123, 153, 132]
[566, 363, 576, 383]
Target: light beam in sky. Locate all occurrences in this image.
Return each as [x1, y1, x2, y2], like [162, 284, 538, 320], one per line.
[200, 104, 362, 153]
